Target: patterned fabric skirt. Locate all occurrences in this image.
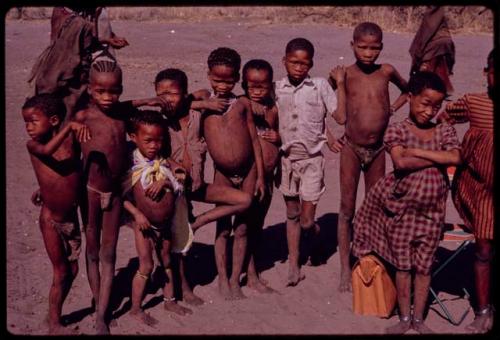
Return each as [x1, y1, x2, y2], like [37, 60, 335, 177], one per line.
[452, 128, 494, 239]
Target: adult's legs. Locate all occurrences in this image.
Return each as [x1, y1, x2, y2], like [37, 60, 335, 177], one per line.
[338, 145, 362, 292]
[178, 254, 204, 305]
[386, 270, 412, 334]
[412, 273, 434, 334]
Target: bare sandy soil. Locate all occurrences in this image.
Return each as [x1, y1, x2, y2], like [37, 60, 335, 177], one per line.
[6, 19, 493, 335]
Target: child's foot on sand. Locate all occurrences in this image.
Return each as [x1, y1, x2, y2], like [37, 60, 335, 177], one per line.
[218, 279, 233, 300]
[286, 266, 305, 287]
[411, 319, 434, 334]
[164, 300, 193, 316]
[95, 319, 110, 335]
[385, 317, 412, 334]
[247, 277, 276, 293]
[48, 323, 78, 335]
[338, 270, 352, 292]
[183, 291, 205, 306]
[129, 309, 159, 326]
[465, 308, 493, 334]
[229, 282, 247, 300]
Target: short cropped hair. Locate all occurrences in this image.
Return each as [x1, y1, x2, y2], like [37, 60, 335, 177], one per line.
[353, 22, 383, 42]
[408, 71, 447, 96]
[285, 38, 314, 58]
[22, 93, 66, 121]
[242, 59, 274, 91]
[154, 68, 188, 94]
[129, 110, 167, 134]
[90, 60, 122, 82]
[207, 47, 241, 76]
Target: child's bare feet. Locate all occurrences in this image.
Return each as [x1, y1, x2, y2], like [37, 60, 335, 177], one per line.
[338, 269, 352, 292]
[411, 318, 434, 334]
[95, 319, 110, 335]
[163, 300, 193, 316]
[183, 291, 205, 306]
[286, 265, 305, 287]
[385, 316, 412, 334]
[465, 307, 494, 334]
[129, 309, 159, 327]
[218, 278, 232, 300]
[229, 281, 247, 300]
[248, 277, 276, 294]
[48, 323, 78, 335]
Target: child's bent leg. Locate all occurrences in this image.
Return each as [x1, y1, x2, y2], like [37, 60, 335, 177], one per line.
[178, 255, 204, 305]
[129, 227, 158, 326]
[160, 240, 192, 315]
[386, 270, 412, 334]
[338, 146, 362, 292]
[466, 239, 494, 333]
[284, 196, 304, 287]
[94, 196, 121, 335]
[190, 183, 252, 232]
[39, 207, 78, 335]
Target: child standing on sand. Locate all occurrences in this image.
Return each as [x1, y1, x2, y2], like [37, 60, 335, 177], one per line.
[352, 72, 461, 334]
[276, 38, 341, 286]
[23, 93, 91, 334]
[330, 22, 408, 292]
[439, 50, 495, 334]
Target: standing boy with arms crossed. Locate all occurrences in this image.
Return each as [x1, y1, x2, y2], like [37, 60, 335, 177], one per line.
[330, 22, 408, 292]
[276, 38, 341, 287]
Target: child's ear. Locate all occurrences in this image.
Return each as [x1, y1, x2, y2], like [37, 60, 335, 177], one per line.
[118, 85, 123, 95]
[380, 42, 384, 51]
[350, 41, 354, 49]
[282, 56, 287, 67]
[407, 93, 412, 102]
[235, 73, 240, 83]
[49, 115, 60, 126]
[207, 70, 212, 79]
[129, 133, 137, 143]
[309, 60, 314, 69]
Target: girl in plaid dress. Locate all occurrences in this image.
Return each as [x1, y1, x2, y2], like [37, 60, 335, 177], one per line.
[352, 72, 462, 334]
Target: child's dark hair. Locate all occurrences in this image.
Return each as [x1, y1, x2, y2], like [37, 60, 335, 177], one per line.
[154, 68, 188, 94]
[353, 22, 383, 42]
[408, 71, 447, 96]
[285, 38, 314, 58]
[129, 110, 166, 134]
[22, 93, 66, 122]
[242, 59, 274, 91]
[207, 47, 241, 76]
[90, 60, 122, 81]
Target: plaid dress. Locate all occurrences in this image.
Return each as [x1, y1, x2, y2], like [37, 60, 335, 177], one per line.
[352, 119, 461, 275]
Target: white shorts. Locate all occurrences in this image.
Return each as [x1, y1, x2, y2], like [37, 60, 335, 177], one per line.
[279, 154, 325, 204]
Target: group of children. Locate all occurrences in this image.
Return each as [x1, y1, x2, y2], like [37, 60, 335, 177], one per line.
[23, 16, 494, 335]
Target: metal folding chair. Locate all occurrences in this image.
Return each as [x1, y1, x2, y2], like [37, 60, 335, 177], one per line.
[429, 223, 475, 325]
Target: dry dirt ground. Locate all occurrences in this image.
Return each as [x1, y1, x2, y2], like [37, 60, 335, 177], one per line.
[6, 19, 493, 335]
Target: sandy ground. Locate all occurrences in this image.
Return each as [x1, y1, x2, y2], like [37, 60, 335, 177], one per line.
[6, 19, 493, 335]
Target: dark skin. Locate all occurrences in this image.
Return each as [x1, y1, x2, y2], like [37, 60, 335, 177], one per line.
[23, 107, 90, 334]
[438, 58, 495, 334]
[199, 64, 265, 300]
[243, 67, 280, 294]
[330, 33, 408, 292]
[74, 70, 129, 335]
[124, 123, 192, 322]
[386, 88, 461, 334]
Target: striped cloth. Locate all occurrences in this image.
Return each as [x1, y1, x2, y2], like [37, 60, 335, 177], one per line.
[446, 93, 494, 239]
[352, 120, 461, 275]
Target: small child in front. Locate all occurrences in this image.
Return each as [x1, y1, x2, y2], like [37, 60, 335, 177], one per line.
[74, 60, 133, 334]
[329, 22, 408, 292]
[22, 93, 91, 334]
[122, 110, 191, 323]
[276, 38, 340, 286]
[199, 47, 266, 299]
[352, 72, 461, 334]
[241, 59, 280, 293]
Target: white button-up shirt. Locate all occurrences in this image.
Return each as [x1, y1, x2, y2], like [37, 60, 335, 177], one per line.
[275, 76, 337, 158]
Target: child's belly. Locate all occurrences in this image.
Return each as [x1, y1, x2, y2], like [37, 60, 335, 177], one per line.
[133, 184, 175, 224]
[259, 138, 279, 175]
[204, 115, 254, 174]
[346, 111, 390, 145]
[39, 173, 80, 218]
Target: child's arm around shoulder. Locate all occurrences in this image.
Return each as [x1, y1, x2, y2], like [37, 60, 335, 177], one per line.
[384, 64, 409, 114]
[27, 121, 91, 157]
